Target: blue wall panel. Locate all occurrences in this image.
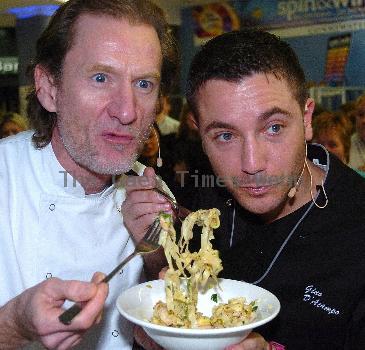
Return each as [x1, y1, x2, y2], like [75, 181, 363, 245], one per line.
[180, 2, 365, 93]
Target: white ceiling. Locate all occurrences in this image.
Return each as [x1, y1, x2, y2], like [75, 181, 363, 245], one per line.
[0, 0, 216, 25]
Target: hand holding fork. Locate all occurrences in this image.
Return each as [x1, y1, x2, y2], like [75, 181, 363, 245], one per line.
[59, 167, 189, 325]
[121, 167, 190, 242]
[59, 217, 162, 325]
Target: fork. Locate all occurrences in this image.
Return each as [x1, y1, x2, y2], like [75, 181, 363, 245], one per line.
[126, 169, 191, 221]
[58, 218, 162, 325]
[153, 187, 191, 222]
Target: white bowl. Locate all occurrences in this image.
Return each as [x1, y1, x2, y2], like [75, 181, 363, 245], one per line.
[117, 278, 280, 350]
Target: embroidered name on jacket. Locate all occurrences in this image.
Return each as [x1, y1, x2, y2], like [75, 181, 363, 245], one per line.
[303, 285, 340, 316]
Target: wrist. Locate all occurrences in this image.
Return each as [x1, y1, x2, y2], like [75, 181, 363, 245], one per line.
[12, 294, 34, 341]
[269, 341, 285, 350]
[0, 298, 32, 348]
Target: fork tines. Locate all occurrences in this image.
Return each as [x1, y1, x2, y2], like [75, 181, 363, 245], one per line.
[143, 218, 161, 246]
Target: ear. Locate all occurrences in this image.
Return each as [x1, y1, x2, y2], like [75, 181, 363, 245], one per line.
[34, 65, 58, 113]
[303, 98, 315, 141]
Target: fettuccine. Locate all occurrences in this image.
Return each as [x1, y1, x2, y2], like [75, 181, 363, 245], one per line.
[150, 209, 258, 329]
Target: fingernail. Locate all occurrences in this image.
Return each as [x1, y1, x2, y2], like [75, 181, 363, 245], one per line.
[158, 204, 170, 211]
[157, 194, 167, 202]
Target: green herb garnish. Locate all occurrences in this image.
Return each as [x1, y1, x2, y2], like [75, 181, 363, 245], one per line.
[211, 293, 218, 303]
[250, 301, 258, 311]
[161, 212, 172, 220]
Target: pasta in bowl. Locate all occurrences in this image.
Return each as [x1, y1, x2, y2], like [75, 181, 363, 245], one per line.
[117, 209, 280, 350]
[117, 279, 280, 350]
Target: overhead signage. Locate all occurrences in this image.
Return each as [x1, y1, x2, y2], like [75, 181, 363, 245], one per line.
[270, 18, 365, 37]
[324, 33, 351, 84]
[243, 0, 365, 29]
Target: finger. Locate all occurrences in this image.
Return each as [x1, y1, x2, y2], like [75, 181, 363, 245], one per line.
[225, 332, 268, 350]
[128, 213, 165, 243]
[143, 166, 157, 178]
[95, 311, 103, 325]
[40, 331, 82, 350]
[91, 272, 107, 324]
[125, 176, 155, 192]
[134, 325, 164, 350]
[56, 333, 83, 350]
[68, 282, 108, 330]
[125, 167, 157, 192]
[91, 272, 107, 284]
[123, 201, 171, 222]
[124, 167, 157, 192]
[127, 189, 170, 206]
[44, 278, 98, 304]
[158, 267, 168, 280]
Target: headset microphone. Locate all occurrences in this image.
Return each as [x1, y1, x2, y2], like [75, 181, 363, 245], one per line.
[288, 139, 307, 199]
[288, 105, 307, 198]
[288, 162, 305, 198]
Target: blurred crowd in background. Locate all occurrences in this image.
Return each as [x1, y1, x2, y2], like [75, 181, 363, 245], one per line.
[0, 111, 28, 138]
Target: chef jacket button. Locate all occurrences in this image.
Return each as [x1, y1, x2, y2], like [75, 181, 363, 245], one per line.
[49, 204, 55, 211]
[46, 272, 53, 279]
[112, 330, 119, 337]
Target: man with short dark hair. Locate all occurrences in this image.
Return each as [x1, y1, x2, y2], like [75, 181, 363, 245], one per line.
[0, 1, 176, 349]
[123, 30, 365, 349]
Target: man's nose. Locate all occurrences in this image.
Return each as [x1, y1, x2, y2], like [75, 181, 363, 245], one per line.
[240, 138, 266, 175]
[107, 84, 137, 124]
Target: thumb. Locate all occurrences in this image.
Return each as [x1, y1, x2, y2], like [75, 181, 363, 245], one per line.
[91, 272, 106, 284]
[90, 272, 108, 324]
[143, 166, 156, 179]
[158, 267, 168, 280]
[91, 272, 109, 300]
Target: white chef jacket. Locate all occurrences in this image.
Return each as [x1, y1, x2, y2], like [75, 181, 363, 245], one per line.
[0, 131, 144, 349]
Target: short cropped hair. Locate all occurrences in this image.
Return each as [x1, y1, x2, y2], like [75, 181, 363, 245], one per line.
[27, 0, 178, 148]
[186, 29, 307, 119]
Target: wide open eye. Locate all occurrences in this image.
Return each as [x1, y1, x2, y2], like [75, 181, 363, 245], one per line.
[136, 79, 154, 93]
[267, 124, 282, 135]
[92, 73, 107, 83]
[217, 132, 233, 142]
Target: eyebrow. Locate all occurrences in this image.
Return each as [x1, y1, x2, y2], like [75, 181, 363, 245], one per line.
[87, 64, 116, 75]
[87, 64, 161, 80]
[203, 107, 293, 134]
[259, 107, 293, 121]
[204, 121, 235, 134]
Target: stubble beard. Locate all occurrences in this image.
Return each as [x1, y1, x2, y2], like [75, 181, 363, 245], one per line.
[219, 155, 305, 219]
[58, 120, 151, 176]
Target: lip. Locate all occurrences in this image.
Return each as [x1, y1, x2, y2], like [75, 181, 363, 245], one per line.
[240, 185, 273, 196]
[102, 132, 135, 145]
